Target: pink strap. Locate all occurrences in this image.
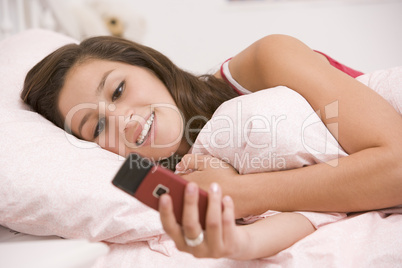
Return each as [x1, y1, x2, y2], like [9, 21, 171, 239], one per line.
[314, 50, 364, 78]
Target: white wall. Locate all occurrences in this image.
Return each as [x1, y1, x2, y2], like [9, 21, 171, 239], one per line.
[130, 0, 402, 74]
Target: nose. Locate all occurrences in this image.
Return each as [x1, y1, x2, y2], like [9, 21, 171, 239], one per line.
[104, 103, 136, 135]
[120, 113, 143, 134]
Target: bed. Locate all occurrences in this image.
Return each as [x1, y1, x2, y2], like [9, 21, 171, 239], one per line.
[1, 25, 402, 268]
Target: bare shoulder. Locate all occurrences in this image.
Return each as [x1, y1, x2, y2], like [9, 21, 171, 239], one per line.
[213, 34, 329, 85]
[227, 34, 328, 91]
[217, 34, 402, 155]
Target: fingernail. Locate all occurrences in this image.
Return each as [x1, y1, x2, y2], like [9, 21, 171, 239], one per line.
[210, 182, 219, 193]
[186, 182, 196, 194]
[175, 162, 183, 171]
[159, 195, 169, 207]
[223, 195, 232, 203]
[222, 196, 233, 210]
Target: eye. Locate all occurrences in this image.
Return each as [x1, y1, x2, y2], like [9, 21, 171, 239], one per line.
[112, 81, 125, 102]
[94, 117, 106, 138]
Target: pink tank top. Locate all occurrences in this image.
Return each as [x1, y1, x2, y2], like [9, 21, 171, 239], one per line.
[314, 51, 364, 78]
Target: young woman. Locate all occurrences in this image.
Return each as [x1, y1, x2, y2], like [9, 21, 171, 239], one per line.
[21, 34, 402, 260]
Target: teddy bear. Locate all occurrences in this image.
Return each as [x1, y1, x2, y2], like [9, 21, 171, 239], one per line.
[42, 0, 146, 42]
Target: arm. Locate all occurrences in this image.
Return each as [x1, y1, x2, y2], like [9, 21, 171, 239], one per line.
[204, 35, 402, 215]
[239, 212, 315, 260]
[159, 182, 315, 260]
[227, 34, 402, 156]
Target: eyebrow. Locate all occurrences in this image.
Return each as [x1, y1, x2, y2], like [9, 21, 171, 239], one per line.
[78, 69, 114, 137]
[96, 69, 114, 96]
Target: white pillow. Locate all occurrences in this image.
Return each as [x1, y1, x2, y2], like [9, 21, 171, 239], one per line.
[190, 86, 348, 174]
[0, 29, 165, 245]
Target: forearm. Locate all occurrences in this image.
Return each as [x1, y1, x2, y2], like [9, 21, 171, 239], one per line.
[229, 146, 402, 217]
[237, 213, 315, 260]
[223, 34, 402, 217]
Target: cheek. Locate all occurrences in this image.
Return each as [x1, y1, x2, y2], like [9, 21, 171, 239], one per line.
[158, 109, 184, 143]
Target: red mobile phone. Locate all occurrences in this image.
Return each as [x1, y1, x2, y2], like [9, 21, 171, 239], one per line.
[112, 153, 208, 229]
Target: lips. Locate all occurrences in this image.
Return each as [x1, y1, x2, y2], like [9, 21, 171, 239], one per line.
[134, 111, 155, 146]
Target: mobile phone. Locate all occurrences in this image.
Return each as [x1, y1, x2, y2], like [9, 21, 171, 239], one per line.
[112, 153, 208, 229]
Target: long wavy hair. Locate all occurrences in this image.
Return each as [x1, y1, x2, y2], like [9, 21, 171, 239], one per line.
[21, 36, 237, 145]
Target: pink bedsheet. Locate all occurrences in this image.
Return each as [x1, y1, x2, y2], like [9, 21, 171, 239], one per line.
[93, 207, 402, 267]
[93, 67, 402, 267]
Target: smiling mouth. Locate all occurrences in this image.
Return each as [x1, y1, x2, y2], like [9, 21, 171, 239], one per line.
[135, 112, 155, 146]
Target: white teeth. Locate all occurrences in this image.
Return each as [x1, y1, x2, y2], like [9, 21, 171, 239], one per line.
[136, 112, 155, 145]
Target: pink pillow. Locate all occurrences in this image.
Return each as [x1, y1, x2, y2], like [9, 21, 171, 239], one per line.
[0, 30, 165, 245]
[190, 86, 347, 173]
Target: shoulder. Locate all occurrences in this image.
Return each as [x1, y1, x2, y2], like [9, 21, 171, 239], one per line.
[217, 34, 329, 91]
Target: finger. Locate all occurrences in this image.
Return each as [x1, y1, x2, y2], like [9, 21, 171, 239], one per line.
[176, 154, 212, 172]
[205, 183, 223, 251]
[159, 194, 187, 250]
[182, 182, 203, 241]
[221, 195, 237, 246]
[174, 168, 195, 176]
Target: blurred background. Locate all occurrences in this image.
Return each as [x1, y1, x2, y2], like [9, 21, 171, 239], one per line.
[1, 0, 402, 74]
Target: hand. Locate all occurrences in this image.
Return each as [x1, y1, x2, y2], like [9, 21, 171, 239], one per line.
[159, 182, 250, 260]
[175, 154, 239, 194]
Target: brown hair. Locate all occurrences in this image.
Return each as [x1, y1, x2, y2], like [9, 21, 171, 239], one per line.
[21, 36, 237, 144]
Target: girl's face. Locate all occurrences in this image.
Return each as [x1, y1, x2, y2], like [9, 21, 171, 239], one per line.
[58, 59, 189, 159]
